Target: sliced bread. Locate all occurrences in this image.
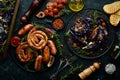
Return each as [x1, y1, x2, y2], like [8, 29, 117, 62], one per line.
[110, 14, 120, 26]
[103, 1, 120, 14]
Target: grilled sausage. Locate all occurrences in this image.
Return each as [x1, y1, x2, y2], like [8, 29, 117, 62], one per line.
[43, 46, 50, 63]
[34, 55, 43, 71]
[47, 40, 57, 55]
[18, 24, 33, 35]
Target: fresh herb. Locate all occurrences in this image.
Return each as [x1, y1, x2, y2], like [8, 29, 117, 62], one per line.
[90, 10, 99, 26]
[59, 8, 71, 15]
[21, 34, 28, 42]
[93, 10, 98, 20]
[24, 59, 35, 71]
[32, 23, 45, 30]
[60, 65, 83, 80]
[0, 40, 6, 54]
[65, 29, 71, 36]
[0, 0, 16, 13]
[28, 47, 38, 56]
[74, 47, 89, 55]
[53, 31, 63, 55]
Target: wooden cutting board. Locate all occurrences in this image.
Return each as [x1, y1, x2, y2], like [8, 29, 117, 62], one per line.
[0, 0, 20, 61]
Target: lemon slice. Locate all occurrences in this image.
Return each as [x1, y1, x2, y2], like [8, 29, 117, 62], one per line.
[68, 1, 84, 12]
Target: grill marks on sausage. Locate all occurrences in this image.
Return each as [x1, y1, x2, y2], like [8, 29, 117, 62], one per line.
[27, 28, 48, 50]
[16, 42, 33, 62]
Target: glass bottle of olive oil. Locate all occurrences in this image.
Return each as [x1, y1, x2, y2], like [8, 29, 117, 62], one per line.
[68, 0, 84, 12]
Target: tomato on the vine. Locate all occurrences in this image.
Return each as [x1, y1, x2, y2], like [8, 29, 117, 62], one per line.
[46, 2, 54, 8]
[48, 11, 54, 17]
[56, 0, 62, 4]
[10, 36, 20, 47]
[57, 3, 64, 9]
[53, 8, 59, 14]
[44, 9, 49, 15]
[61, 0, 67, 4]
[53, 2, 58, 7]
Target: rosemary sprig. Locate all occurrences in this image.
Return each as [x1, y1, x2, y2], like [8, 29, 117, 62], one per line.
[60, 65, 83, 80]
[65, 29, 71, 36]
[59, 8, 72, 15]
[53, 31, 63, 55]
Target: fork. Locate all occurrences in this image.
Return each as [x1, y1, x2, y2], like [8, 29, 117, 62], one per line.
[50, 55, 78, 80]
[50, 56, 66, 80]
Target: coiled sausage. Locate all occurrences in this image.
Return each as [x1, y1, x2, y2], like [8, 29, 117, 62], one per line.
[16, 42, 33, 62]
[27, 28, 48, 50]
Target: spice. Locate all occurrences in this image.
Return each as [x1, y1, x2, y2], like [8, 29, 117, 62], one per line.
[52, 18, 64, 30]
[105, 63, 116, 75]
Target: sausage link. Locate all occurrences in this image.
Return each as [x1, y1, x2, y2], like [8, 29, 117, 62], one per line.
[47, 40, 57, 55]
[43, 46, 50, 63]
[34, 55, 43, 71]
[18, 24, 33, 35]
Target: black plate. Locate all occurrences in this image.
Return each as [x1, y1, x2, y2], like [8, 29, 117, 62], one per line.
[11, 22, 59, 72]
[65, 9, 115, 59]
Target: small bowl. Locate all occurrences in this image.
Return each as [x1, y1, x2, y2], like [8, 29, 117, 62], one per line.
[52, 17, 65, 30]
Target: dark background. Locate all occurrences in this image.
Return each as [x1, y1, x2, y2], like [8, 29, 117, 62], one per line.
[0, 0, 120, 80]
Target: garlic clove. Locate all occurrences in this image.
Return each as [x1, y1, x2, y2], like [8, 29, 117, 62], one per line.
[47, 55, 55, 67]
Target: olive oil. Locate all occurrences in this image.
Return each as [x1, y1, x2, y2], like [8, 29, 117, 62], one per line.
[68, 0, 84, 12]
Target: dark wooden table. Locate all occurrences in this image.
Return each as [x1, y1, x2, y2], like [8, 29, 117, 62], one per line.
[0, 0, 120, 80]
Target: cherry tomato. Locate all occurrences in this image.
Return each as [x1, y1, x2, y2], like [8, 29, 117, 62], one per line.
[47, 6, 53, 11]
[57, 3, 64, 9]
[44, 9, 49, 15]
[46, 2, 54, 8]
[46, 2, 54, 11]
[53, 8, 59, 14]
[56, 0, 62, 4]
[61, 0, 67, 4]
[10, 36, 20, 47]
[53, 2, 58, 7]
[48, 11, 54, 17]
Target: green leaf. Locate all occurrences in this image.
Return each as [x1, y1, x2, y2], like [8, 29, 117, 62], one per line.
[59, 8, 72, 15]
